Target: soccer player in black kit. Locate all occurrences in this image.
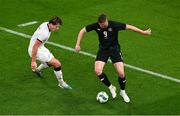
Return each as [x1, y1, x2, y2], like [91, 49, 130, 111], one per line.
[75, 14, 151, 103]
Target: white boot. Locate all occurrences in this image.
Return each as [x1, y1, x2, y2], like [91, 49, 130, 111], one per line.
[58, 81, 72, 89]
[109, 85, 117, 98]
[120, 90, 130, 103]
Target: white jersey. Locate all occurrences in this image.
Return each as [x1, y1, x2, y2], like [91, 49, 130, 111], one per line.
[28, 22, 54, 63]
[28, 22, 51, 51]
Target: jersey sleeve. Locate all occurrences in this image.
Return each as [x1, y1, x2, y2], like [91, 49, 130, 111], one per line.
[85, 23, 97, 32]
[114, 22, 126, 31]
[36, 29, 47, 42]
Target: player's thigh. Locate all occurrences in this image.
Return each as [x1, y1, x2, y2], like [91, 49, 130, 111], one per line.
[113, 62, 125, 77]
[95, 61, 106, 75]
[48, 57, 61, 68]
[36, 47, 54, 63]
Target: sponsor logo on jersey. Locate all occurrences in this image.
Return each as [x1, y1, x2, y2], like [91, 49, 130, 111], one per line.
[97, 28, 101, 31]
[108, 28, 112, 31]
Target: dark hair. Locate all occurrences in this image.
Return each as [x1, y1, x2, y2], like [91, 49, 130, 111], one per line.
[98, 14, 107, 23]
[49, 16, 62, 25]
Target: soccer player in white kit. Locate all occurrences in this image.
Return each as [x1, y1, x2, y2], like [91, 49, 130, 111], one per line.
[28, 16, 72, 89]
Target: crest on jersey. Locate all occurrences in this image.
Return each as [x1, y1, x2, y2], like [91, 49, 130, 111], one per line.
[108, 28, 112, 31]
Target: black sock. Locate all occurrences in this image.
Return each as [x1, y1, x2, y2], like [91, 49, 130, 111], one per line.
[118, 77, 126, 90]
[54, 66, 61, 71]
[98, 73, 111, 87]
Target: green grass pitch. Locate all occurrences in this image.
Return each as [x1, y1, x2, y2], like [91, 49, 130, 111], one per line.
[0, 0, 180, 115]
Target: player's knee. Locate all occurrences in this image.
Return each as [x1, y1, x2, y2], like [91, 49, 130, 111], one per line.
[95, 69, 103, 76]
[118, 72, 125, 78]
[54, 60, 61, 68]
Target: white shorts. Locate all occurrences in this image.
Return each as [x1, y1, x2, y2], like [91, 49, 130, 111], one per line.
[28, 47, 54, 63]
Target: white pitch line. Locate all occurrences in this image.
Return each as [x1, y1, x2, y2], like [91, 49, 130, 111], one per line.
[0, 26, 180, 84]
[17, 21, 38, 27]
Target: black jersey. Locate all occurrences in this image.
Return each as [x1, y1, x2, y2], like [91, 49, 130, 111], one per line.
[85, 21, 126, 50]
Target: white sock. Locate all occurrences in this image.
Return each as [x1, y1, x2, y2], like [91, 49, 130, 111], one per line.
[54, 70, 64, 83]
[120, 90, 126, 94]
[108, 84, 113, 89]
[36, 63, 49, 71]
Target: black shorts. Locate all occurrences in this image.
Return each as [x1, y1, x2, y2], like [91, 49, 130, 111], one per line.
[95, 49, 124, 63]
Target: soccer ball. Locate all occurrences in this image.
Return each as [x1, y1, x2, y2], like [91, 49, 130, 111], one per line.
[96, 91, 109, 103]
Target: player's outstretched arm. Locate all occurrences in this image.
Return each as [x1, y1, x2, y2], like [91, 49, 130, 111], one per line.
[31, 39, 42, 71]
[126, 24, 151, 35]
[75, 27, 87, 52]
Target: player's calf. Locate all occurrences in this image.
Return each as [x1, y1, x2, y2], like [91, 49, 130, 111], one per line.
[118, 77, 130, 103]
[49, 58, 72, 89]
[97, 72, 117, 98]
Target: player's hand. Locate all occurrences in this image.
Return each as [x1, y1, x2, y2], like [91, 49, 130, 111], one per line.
[143, 28, 151, 35]
[31, 61, 37, 71]
[75, 45, 81, 52]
